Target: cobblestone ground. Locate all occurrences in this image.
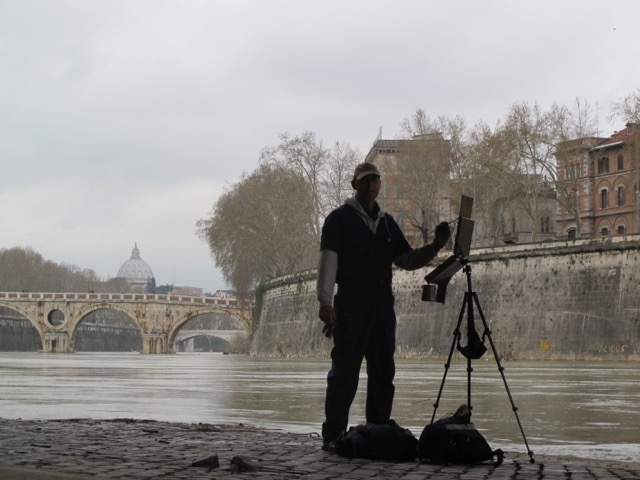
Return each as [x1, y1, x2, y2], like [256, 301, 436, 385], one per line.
[0, 419, 639, 479]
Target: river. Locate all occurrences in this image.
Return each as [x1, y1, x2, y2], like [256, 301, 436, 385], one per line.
[0, 352, 638, 463]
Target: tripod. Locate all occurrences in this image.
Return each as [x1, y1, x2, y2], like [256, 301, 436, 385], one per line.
[430, 258, 536, 464]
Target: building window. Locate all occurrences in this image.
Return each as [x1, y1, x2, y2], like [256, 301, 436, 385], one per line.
[617, 154, 624, 170]
[618, 225, 626, 235]
[568, 229, 576, 240]
[598, 157, 609, 174]
[566, 163, 579, 179]
[568, 188, 580, 211]
[601, 227, 610, 236]
[601, 189, 609, 209]
[618, 186, 625, 206]
[540, 215, 550, 233]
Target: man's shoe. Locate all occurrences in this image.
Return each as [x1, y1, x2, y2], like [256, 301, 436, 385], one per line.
[321, 439, 337, 453]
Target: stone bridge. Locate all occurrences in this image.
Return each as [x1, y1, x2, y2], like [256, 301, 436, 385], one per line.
[174, 329, 247, 352]
[175, 329, 246, 343]
[0, 292, 253, 354]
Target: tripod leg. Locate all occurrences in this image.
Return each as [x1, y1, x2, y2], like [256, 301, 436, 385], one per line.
[466, 289, 475, 413]
[472, 292, 536, 464]
[430, 292, 467, 423]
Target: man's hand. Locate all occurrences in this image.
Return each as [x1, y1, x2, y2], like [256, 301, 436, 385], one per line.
[433, 222, 451, 250]
[319, 305, 336, 338]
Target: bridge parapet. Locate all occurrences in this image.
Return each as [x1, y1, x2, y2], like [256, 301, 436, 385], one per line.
[0, 292, 246, 308]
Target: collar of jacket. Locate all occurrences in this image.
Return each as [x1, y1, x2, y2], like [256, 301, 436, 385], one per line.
[345, 196, 385, 234]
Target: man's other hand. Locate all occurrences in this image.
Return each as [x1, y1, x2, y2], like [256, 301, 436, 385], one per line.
[434, 222, 451, 249]
[319, 305, 336, 338]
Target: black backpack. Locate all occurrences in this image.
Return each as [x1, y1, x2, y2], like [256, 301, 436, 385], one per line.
[335, 419, 418, 461]
[418, 405, 504, 465]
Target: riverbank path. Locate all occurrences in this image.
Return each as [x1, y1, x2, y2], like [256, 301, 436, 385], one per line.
[1, 419, 638, 479]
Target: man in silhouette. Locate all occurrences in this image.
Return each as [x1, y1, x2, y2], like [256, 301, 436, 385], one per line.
[317, 162, 450, 451]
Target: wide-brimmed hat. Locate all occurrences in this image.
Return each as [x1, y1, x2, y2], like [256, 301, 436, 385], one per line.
[352, 162, 381, 181]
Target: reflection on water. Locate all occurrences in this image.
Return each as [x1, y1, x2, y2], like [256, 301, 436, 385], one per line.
[0, 352, 639, 462]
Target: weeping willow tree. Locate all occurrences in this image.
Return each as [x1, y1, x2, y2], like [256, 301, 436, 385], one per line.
[196, 164, 317, 298]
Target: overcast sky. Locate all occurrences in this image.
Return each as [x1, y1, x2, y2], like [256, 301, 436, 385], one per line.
[1, 0, 638, 294]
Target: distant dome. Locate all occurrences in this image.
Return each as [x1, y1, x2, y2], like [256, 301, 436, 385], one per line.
[117, 243, 154, 286]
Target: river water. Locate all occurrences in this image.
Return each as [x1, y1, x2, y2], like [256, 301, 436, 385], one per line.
[0, 352, 638, 463]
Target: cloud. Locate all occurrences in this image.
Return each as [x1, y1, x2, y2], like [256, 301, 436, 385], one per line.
[1, 0, 638, 293]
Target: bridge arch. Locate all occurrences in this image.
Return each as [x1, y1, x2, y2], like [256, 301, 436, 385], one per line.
[71, 306, 142, 352]
[173, 329, 246, 353]
[0, 302, 37, 328]
[68, 304, 142, 350]
[0, 303, 43, 349]
[166, 306, 250, 353]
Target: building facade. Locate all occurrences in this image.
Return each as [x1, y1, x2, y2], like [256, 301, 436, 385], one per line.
[555, 123, 640, 239]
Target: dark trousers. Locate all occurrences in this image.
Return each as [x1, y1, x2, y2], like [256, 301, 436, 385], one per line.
[322, 294, 396, 441]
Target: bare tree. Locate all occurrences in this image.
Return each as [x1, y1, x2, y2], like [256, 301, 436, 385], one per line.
[401, 111, 471, 183]
[393, 101, 599, 246]
[495, 102, 560, 242]
[489, 99, 599, 242]
[500, 106, 543, 242]
[543, 99, 599, 239]
[463, 121, 516, 245]
[399, 108, 438, 137]
[323, 140, 361, 210]
[390, 136, 451, 245]
[610, 88, 640, 124]
[197, 164, 317, 298]
[382, 110, 454, 245]
[260, 131, 363, 238]
[259, 131, 328, 238]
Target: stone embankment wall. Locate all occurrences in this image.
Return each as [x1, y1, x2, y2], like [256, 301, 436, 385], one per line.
[252, 237, 640, 360]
